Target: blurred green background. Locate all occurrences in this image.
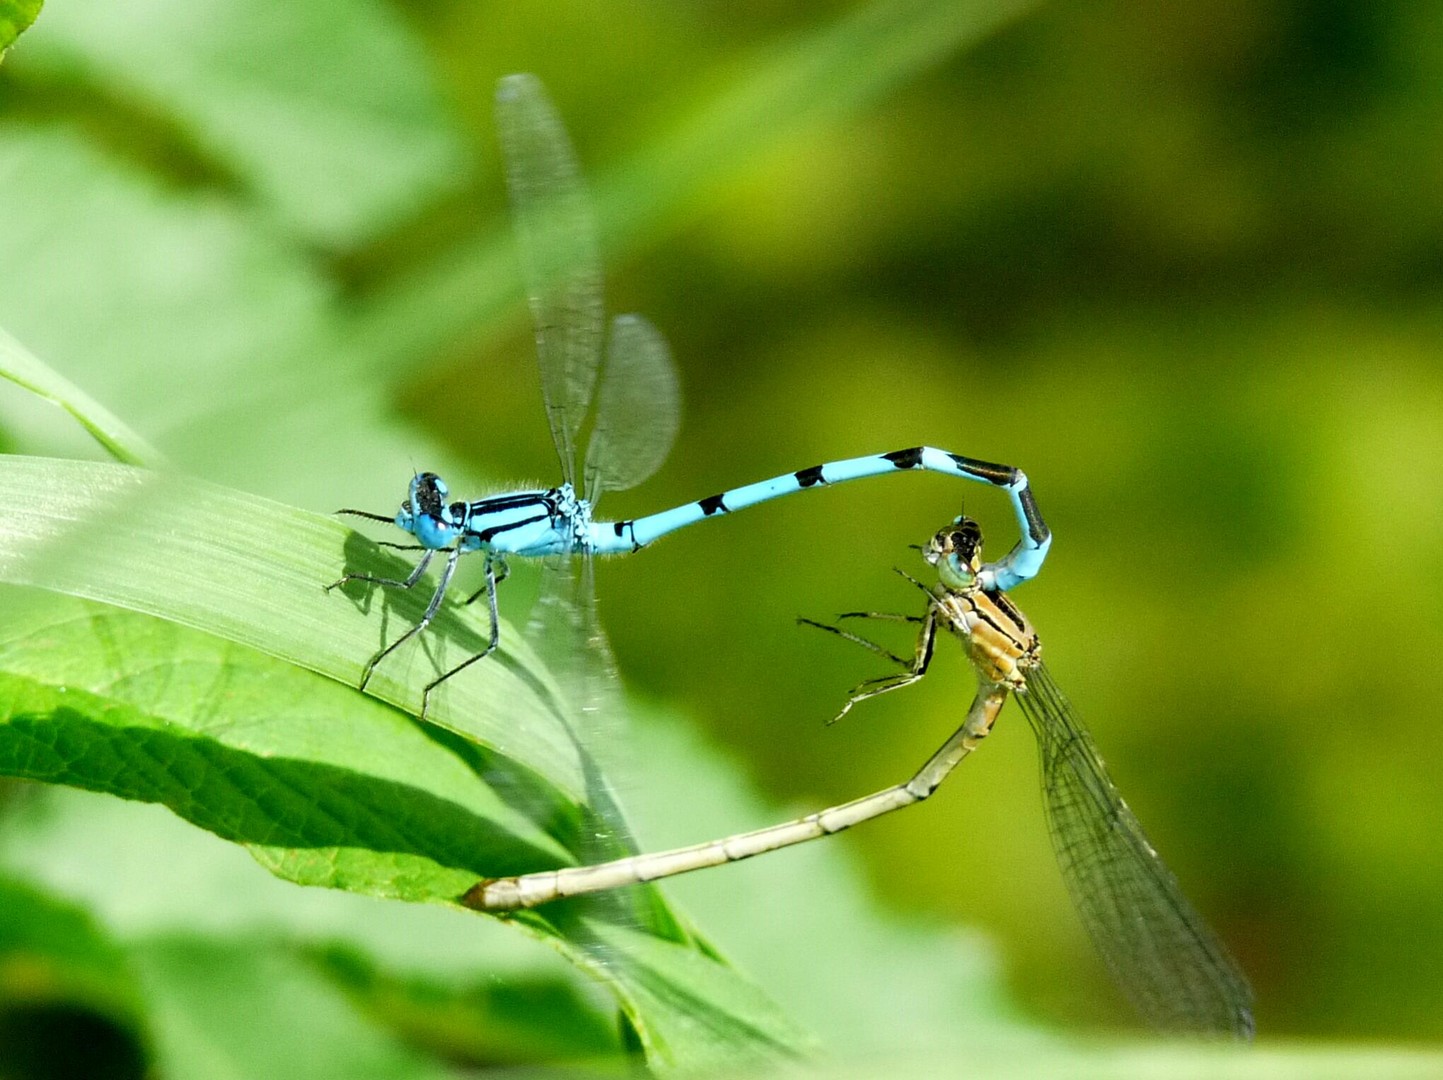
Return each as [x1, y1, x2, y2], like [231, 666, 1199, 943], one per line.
[2, 0, 1441, 1060]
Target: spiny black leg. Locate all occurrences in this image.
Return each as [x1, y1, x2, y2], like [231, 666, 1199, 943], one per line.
[462, 553, 510, 606]
[327, 549, 433, 594]
[807, 608, 939, 724]
[892, 567, 934, 600]
[420, 555, 504, 719]
[799, 617, 914, 666]
[357, 545, 461, 691]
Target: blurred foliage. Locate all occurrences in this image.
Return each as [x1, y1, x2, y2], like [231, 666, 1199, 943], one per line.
[1, 0, 1442, 1075]
[0, 0, 41, 57]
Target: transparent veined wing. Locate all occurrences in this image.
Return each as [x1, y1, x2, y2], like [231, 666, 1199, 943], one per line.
[1018, 664, 1254, 1038]
[496, 76, 659, 929]
[495, 73, 604, 484]
[584, 314, 681, 504]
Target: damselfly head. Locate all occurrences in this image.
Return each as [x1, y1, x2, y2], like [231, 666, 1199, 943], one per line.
[410, 472, 449, 516]
[398, 473, 460, 549]
[926, 515, 984, 591]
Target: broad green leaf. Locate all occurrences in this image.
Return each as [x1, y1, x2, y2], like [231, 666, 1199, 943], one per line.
[0, 0, 40, 56]
[0, 789, 703, 1071]
[0, 456, 586, 800]
[0, 788, 560, 980]
[0, 593, 814, 1068]
[0, 790, 622, 1071]
[0, 325, 162, 466]
[17, 0, 465, 247]
[0, 597, 569, 896]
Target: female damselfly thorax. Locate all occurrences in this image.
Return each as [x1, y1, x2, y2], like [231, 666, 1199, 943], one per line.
[922, 515, 1040, 691]
[467, 513, 1253, 1040]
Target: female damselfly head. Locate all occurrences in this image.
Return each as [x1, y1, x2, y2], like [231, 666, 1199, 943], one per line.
[396, 472, 463, 550]
[926, 514, 985, 592]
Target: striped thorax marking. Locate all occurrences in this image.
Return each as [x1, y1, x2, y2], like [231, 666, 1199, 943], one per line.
[937, 587, 1039, 691]
[925, 515, 1041, 690]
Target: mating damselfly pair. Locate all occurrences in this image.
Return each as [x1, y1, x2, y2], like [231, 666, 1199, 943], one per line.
[331, 73, 1252, 1039]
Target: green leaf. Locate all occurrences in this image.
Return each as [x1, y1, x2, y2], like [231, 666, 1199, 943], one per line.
[0, 0, 40, 56]
[0, 788, 615, 1069]
[0, 875, 133, 1009]
[1, 787, 816, 1073]
[0, 597, 569, 898]
[0, 786, 558, 979]
[0, 455, 586, 800]
[0, 588, 814, 1068]
[0, 325, 163, 466]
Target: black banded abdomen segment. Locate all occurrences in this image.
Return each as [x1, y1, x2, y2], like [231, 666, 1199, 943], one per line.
[1018, 487, 1050, 545]
[882, 447, 925, 470]
[590, 445, 1051, 590]
[946, 453, 1020, 487]
[795, 464, 826, 487]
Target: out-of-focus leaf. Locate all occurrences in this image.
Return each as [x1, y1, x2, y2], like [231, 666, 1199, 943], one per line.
[352, 0, 1040, 382]
[0, 872, 148, 1080]
[0, 325, 162, 466]
[0, 0, 41, 56]
[315, 945, 622, 1068]
[130, 935, 451, 1080]
[0, 128, 433, 502]
[18, 0, 465, 247]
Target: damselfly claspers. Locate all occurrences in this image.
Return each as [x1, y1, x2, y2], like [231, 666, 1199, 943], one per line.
[331, 81, 1051, 716]
[467, 515, 1254, 1039]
